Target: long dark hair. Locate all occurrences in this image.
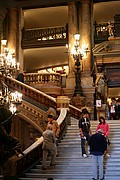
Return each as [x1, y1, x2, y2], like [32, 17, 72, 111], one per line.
[99, 116, 106, 124]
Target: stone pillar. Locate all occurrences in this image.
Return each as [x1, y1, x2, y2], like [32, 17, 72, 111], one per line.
[17, 8, 24, 73]
[79, 0, 95, 118]
[7, 8, 17, 54]
[80, 0, 92, 72]
[7, 8, 24, 75]
[0, 8, 7, 53]
[65, 2, 78, 96]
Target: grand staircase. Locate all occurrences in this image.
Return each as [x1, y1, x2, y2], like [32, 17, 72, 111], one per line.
[18, 118, 120, 180]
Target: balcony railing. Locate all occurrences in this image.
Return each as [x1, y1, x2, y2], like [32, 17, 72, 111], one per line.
[94, 22, 109, 43]
[22, 15, 120, 49]
[25, 72, 62, 86]
[22, 24, 68, 49]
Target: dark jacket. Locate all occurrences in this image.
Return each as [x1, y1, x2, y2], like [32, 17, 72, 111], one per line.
[16, 73, 24, 83]
[78, 117, 90, 133]
[89, 132, 107, 155]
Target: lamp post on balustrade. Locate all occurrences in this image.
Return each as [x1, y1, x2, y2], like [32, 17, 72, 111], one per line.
[71, 33, 89, 96]
[71, 33, 83, 96]
[74, 53, 83, 96]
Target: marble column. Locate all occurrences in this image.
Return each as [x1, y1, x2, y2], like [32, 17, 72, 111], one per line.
[17, 8, 24, 73]
[65, 2, 78, 96]
[79, 0, 95, 119]
[7, 8, 24, 75]
[7, 8, 17, 54]
[0, 8, 7, 53]
[68, 2, 78, 75]
[80, 0, 92, 72]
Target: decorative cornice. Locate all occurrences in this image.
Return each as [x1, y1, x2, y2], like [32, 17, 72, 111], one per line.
[18, 100, 47, 133]
[93, 38, 120, 57]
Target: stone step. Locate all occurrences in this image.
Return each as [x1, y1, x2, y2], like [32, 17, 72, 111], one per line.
[66, 128, 120, 132]
[19, 119, 120, 180]
[35, 164, 120, 169]
[22, 172, 120, 179]
[30, 167, 120, 174]
[18, 178, 120, 180]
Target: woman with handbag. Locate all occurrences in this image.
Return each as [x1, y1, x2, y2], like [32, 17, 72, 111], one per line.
[96, 116, 111, 157]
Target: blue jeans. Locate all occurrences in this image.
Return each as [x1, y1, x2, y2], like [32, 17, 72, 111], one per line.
[93, 155, 104, 179]
[81, 132, 90, 155]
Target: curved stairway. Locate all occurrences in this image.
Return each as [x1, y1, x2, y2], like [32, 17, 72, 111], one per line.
[19, 118, 120, 180]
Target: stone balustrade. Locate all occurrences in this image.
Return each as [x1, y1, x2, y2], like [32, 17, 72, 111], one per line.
[25, 72, 63, 87]
[2, 108, 69, 178]
[3, 75, 81, 119]
[3, 75, 57, 110]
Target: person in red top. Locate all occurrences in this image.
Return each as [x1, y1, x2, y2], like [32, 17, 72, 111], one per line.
[96, 116, 110, 157]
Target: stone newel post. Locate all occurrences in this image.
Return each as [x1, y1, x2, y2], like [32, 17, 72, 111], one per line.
[56, 96, 70, 111]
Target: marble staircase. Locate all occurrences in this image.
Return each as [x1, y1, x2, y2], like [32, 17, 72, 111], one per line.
[18, 118, 120, 180]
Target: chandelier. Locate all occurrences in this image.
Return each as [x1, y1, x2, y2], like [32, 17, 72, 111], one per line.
[0, 40, 22, 114]
[0, 40, 20, 76]
[0, 78, 22, 114]
[0, 40, 23, 168]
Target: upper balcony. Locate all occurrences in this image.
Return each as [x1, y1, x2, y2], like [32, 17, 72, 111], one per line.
[22, 17, 120, 49]
[22, 24, 68, 49]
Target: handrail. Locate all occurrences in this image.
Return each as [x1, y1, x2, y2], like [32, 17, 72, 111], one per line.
[5, 75, 56, 102]
[2, 76, 82, 177]
[4, 75, 56, 109]
[20, 108, 67, 156]
[16, 108, 68, 176]
[69, 104, 81, 119]
[4, 75, 81, 119]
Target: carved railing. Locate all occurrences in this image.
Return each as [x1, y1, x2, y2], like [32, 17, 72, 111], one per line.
[3, 108, 69, 178]
[94, 22, 109, 43]
[4, 76, 81, 119]
[4, 75, 57, 110]
[94, 15, 120, 43]
[22, 24, 68, 49]
[25, 72, 62, 87]
[18, 100, 47, 133]
[69, 104, 81, 119]
[2, 76, 82, 178]
[22, 18, 120, 48]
